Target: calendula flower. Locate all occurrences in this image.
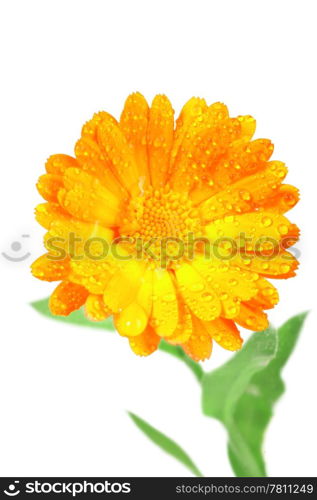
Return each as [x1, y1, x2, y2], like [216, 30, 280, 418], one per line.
[32, 93, 299, 361]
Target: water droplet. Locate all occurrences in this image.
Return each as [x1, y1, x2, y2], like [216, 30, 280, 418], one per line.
[189, 282, 205, 292]
[261, 216, 272, 227]
[278, 224, 288, 235]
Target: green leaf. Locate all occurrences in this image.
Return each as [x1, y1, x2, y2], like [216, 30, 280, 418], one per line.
[128, 412, 203, 477]
[159, 340, 204, 382]
[202, 312, 308, 477]
[31, 297, 115, 330]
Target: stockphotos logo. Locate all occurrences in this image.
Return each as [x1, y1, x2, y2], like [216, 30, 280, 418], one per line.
[2, 480, 131, 496]
[3, 481, 20, 496]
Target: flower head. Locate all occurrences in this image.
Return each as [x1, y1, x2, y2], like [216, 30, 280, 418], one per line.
[32, 93, 299, 361]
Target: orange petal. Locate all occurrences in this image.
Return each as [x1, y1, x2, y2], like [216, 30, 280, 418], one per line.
[49, 281, 88, 316]
[182, 315, 212, 361]
[170, 97, 208, 170]
[231, 251, 298, 279]
[168, 300, 192, 345]
[119, 92, 150, 186]
[45, 154, 78, 175]
[35, 202, 69, 229]
[60, 168, 121, 226]
[147, 94, 174, 188]
[199, 161, 288, 222]
[236, 302, 269, 331]
[31, 253, 70, 281]
[259, 184, 300, 214]
[250, 278, 279, 309]
[75, 136, 127, 201]
[129, 326, 160, 356]
[97, 116, 140, 195]
[211, 139, 274, 192]
[37, 174, 63, 202]
[202, 317, 243, 351]
[172, 104, 239, 193]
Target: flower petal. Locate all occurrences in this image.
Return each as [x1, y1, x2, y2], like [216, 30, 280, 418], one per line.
[175, 262, 221, 321]
[170, 97, 207, 169]
[60, 167, 121, 226]
[182, 315, 212, 361]
[150, 268, 178, 337]
[202, 317, 243, 351]
[236, 302, 269, 331]
[205, 211, 299, 251]
[37, 174, 63, 202]
[147, 94, 174, 188]
[75, 136, 127, 200]
[199, 161, 288, 222]
[168, 299, 192, 345]
[120, 92, 150, 187]
[97, 116, 140, 195]
[103, 260, 145, 313]
[85, 294, 112, 321]
[45, 154, 78, 175]
[31, 253, 70, 281]
[129, 326, 160, 356]
[115, 302, 148, 337]
[49, 281, 88, 316]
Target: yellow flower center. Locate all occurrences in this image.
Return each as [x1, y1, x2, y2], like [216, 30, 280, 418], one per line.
[119, 185, 201, 266]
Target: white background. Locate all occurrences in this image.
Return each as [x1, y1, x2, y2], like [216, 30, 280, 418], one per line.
[0, 0, 316, 477]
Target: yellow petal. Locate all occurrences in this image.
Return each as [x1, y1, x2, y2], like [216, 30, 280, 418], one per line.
[44, 219, 113, 259]
[210, 139, 274, 193]
[103, 260, 145, 312]
[175, 262, 221, 321]
[237, 115, 256, 142]
[85, 294, 112, 321]
[150, 268, 178, 337]
[231, 251, 298, 279]
[115, 302, 148, 337]
[205, 211, 299, 251]
[192, 257, 259, 319]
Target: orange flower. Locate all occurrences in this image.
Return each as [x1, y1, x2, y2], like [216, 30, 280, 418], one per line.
[32, 93, 299, 361]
